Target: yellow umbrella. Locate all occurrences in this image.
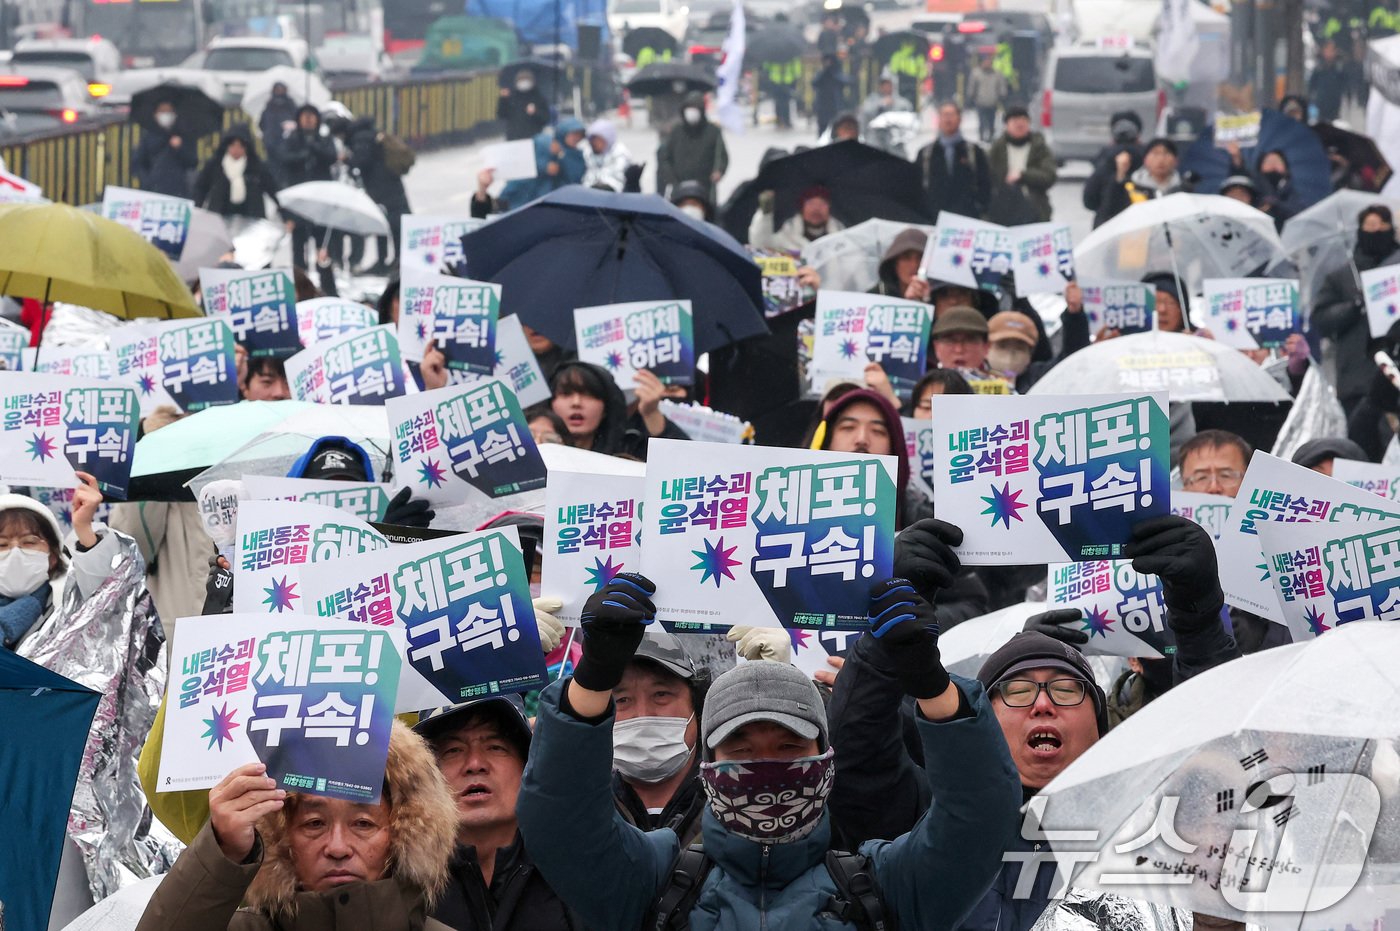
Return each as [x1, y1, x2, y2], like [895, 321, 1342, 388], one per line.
[0, 201, 200, 319]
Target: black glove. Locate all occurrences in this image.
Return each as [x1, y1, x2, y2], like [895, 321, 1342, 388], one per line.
[1123, 515, 1224, 627]
[1022, 607, 1088, 646]
[866, 578, 950, 700]
[203, 554, 234, 615]
[892, 518, 963, 602]
[382, 486, 435, 529]
[573, 572, 656, 692]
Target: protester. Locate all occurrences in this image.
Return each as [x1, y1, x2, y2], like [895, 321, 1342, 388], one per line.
[1219, 173, 1258, 205]
[193, 125, 281, 222]
[909, 368, 973, 417]
[830, 111, 862, 142]
[498, 68, 552, 141]
[240, 356, 292, 401]
[1279, 94, 1309, 122]
[1090, 137, 1187, 225]
[500, 119, 588, 208]
[669, 180, 715, 222]
[930, 306, 992, 374]
[133, 99, 197, 199]
[517, 571, 1021, 931]
[1082, 111, 1146, 228]
[257, 82, 298, 167]
[812, 54, 851, 138]
[987, 106, 1057, 222]
[1224, 144, 1298, 230]
[581, 118, 634, 192]
[344, 115, 413, 275]
[967, 55, 1011, 144]
[749, 185, 846, 251]
[278, 105, 339, 270]
[988, 308, 1087, 393]
[858, 72, 913, 136]
[548, 361, 689, 460]
[1179, 428, 1249, 498]
[1291, 437, 1368, 476]
[1092, 273, 1193, 340]
[918, 102, 991, 221]
[870, 228, 930, 300]
[657, 93, 728, 202]
[1309, 40, 1347, 122]
[134, 723, 459, 931]
[1314, 205, 1400, 415]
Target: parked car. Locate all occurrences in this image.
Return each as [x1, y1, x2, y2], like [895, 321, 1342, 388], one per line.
[610, 0, 690, 45]
[0, 65, 100, 138]
[186, 37, 313, 104]
[316, 33, 399, 81]
[1030, 43, 1161, 164]
[9, 36, 122, 99]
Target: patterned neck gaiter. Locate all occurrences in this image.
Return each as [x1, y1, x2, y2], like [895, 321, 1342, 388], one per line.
[699, 749, 836, 844]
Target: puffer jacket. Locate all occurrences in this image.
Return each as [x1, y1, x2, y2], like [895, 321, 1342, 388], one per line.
[517, 675, 1021, 931]
[136, 721, 459, 931]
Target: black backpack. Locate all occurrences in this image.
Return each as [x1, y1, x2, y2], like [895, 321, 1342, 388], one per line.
[644, 843, 895, 931]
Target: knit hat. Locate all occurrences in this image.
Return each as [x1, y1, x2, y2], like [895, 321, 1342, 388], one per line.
[1004, 105, 1029, 121]
[702, 661, 827, 754]
[799, 184, 832, 207]
[1291, 437, 1367, 470]
[977, 632, 1109, 735]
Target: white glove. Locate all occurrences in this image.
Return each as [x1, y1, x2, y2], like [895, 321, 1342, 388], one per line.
[533, 596, 565, 653]
[726, 625, 793, 663]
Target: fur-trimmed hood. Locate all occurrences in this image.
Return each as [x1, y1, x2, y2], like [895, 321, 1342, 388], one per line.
[245, 721, 459, 920]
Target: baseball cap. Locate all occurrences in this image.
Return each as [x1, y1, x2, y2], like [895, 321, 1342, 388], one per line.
[414, 694, 532, 758]
[931, 306, 990, 339]
[633, 628, 697, 680]
[702, 661, 826, 752]
[988, 310, 1038, 348]
[304, 445, 369, 481]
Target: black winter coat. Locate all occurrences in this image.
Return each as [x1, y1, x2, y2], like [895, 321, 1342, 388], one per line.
[132, 129, 197, 199]
[347, 119, 411, 212]
[497, 87, 551, 141]
[918, 137, 991, 220]
[278, 128, 338, 186]
[1312, 243, 1400, 406]
[433, 837, 581, 931]
[192, 133, 280, 219]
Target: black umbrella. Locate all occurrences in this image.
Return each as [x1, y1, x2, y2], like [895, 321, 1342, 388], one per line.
[460, 187, 767, 355]
[1313, 122, 1392, 191]
[129, 81, 224, 140]
[622, 27, 680, 63]
[626, 62, 717, 98]
[498, 58, 566, 92]
[745, 23, 807, 65]
[719, 140, 933, 243]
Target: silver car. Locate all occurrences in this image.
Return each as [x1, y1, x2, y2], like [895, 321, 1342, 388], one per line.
[1031, 45, 1161, 164]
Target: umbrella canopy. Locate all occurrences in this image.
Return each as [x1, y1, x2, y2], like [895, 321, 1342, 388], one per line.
[276, 181, 390, 236]
[499, 57, 566, 90]
[622, 28, 680, 63]
[1178, 109, 1333, 209]
[461, 187, 768, 357]
[719, 140, 934, 244]
[129, 80, 225, 140]
[939, 601, 1047, 678]
[1038, 623, 1400, 930]
[58, 875, 163, 931]
[175, 207, 236, 282]
[1074, 193, 1287, 294]
[1281, 190, 1400, 315]
[799, 218, 938, 292]
[0, 650, 100, 931]
[239, 66, 332, 125]
[1313, 122, 1392, 192]
[626, 62, 717, 98]
[1028, 330, 1293, 403]
[745, 22, 807, 65]
[0, 202, 200, 318]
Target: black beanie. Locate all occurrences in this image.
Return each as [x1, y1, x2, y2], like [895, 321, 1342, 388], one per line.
[1291, 437, 1367, 470]
[977, 631, 1110, 736]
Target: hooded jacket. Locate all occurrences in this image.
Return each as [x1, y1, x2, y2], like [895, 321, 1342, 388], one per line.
[816, 388, 914, 522]
[871, 228, 929, 297]
[194, 125, 281, 219]
[288, 436, 376, 480]
[581, 119, 634, 192]
[135, 722, 459, 931]
[657, 92, 729, 201]
[517, 675, 1021, 931]
[279, 110, 338, 187]
[550, 360, 689, 461]
[501, 119, 588, 207]
[133, 126, 198, 199]
[1313, 237, 1400, 406]
[347, 116, 412, 213]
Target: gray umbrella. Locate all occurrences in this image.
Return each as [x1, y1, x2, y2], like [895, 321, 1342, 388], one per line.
[174, 207, 235, 281]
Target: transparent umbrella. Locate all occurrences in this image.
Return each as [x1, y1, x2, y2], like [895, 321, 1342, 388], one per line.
[940, 601, 1047, 678]
[800, 218, 937, 293]
[1281, 190, 1400, 318]
[277, 181, 390, 237]
[58, 874, 163, 931]
[1037, 623, 1400, 930]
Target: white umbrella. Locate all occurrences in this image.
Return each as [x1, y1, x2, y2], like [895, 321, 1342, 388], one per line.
[799, 218, 937, 293]
[1281, 190, 1400, 316]
[1028, 330, 1293, 403]
[59, 874, 164, 931]
[940, 601, 1047, 678]
[1037, 623, 1400, 930]
[277, 181, 390, 236]
[174, 207, 235, 281]
[1075, 194, 1287, 293]
[240, 66, 332, 125]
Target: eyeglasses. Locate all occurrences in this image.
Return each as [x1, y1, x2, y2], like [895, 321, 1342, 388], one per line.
[993, 678, 1088, 708]
[1182, 469, 1243, 489]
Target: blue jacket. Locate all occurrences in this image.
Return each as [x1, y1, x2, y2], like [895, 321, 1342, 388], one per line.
[517, 675, 1021, 931]
[500, 120, 587, 208]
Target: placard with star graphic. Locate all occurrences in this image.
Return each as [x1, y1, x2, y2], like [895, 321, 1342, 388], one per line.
[199, 267, 300, 358]
[284, 324, 406, 405]
[1255, 516, 1400, 641]
[109, 317, 238, 416]
[1216, 453, 1400, 622]
[1202, 278, 1299, 350]
[930, 393, 1170, 564]
[296, 297, 380, 348]
[641, 439, 897, 631]
[0, 372, 140, 499]
[399, 214, 484, 275]
[1009, 222, 1075, 296]
[397, 270, 500, 377]
[809, 291, 932, 398]
[573, 300, 696, 389]
[160, 612, 403, 803]
[232, 500, 390, 616]
[242, 475, 394, 523]
[919, 212, 1011, 293]
[299, 526, 547, 709]
[542, 460, 645, 626]
[1046, 560, 1172, 658]
[1361, 264, 1400, 338]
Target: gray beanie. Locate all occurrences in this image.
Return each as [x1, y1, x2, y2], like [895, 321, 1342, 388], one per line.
[701, 660, 827, 755]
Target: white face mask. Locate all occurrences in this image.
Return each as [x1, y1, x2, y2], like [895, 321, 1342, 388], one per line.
[613, 714, 694, 784]
[679, 204, 706, 221]
[0, 548, 51, 599]
[516, 80, 534, 92]
[987, 343, 1032, 376]
[155, 111, 177, 130]
[683, 107, 702, 125]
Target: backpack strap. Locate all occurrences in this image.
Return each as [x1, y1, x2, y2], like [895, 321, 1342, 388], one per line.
[824, 850, 897, 931]
[643, 843, 712, 931]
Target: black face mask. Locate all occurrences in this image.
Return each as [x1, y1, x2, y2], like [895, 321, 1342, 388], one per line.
[1261, 170, 1287, 187]
[1358, 229, 1396, 258]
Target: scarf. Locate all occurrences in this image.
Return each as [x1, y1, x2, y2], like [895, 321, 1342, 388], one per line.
[0, 582, 50, 649]
[222, 153, 248, 205]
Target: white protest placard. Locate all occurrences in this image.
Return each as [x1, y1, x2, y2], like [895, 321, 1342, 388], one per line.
[641, 439, 898, 631]
[809, 291, 931, 397]
[543, 465, 645, 625]
[1009, 223, 1075, 295]
[902, 415, 935, 501]
[920, 213, 1011, 292]
[399, 215, 485, 275]
[1360, 265, 1400, 338]
[574, 300, 696, 388]
[1214, 111, 1262, 147]
[1332, 458, 1400, 503]
[242, 475, 393, 523]
[23, 345, 114, 378]
[1256, 517, 1400, 641]
[199, 267, 300, 357]
[109, 317, 238, 416]
[1215, 452, 1400, 620]
[296, 297, 378, 347]
[101, 185, 192, 260]
[397, 271, 499, 376]
[930, 393, 1171, 564]
[1171, 490, 1234, 540]
[232, 499, 390, 615]
[1081, 281, 1155, 335]
[1201, 278, 1299, 350]
[660, 400, 752, 445]
[0, 371, 140, 499]
[284, 325, 406, 405]
[0, 166, 43, 203]
[161, 612, 403, 802]
[483, 139, 540, 182]
[493, 315, 550, 408]
[299, 527, 548, 710]
[386, 380, 547, 505]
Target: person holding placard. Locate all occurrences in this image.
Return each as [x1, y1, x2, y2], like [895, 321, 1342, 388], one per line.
[134, 722, 460, 931]
[870, 229, 931, 301]
[548, 361, 689, 461]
